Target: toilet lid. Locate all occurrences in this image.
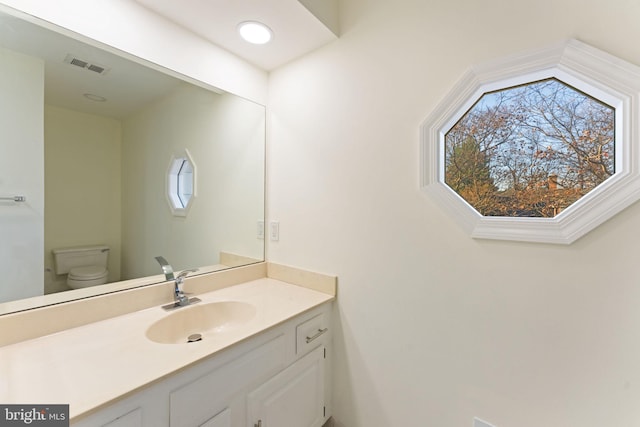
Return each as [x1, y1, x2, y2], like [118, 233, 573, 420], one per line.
[68, 266, 108, 280]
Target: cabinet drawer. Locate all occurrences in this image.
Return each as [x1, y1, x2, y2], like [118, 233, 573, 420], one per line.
[296, 313, 328, 355]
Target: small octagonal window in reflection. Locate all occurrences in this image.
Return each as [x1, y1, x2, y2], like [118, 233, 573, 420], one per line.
[167, 152, 196, 216]
[174, 158, 193, 208]
[444, 78, 615, 217]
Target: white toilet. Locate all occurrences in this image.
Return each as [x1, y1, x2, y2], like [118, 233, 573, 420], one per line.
[52, 245, 110, 289]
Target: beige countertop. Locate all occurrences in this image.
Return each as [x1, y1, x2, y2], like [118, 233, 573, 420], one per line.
[0, 278, 334, 420]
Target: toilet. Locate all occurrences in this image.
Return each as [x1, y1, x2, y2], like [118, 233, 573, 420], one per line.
[52, 245, 110, 289]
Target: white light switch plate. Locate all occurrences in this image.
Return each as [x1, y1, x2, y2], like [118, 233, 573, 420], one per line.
[269, 221, 279, 241]
[257, 220, 264, 239]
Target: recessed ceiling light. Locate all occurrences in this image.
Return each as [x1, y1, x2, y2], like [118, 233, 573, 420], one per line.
[238, 21, 273, 45]
[83, 93, 107, 102]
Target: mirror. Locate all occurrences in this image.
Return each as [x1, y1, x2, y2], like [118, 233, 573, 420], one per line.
[0, 9, 265, 314]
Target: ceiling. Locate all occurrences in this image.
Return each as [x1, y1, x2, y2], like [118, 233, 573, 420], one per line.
[0, 1, 339, 119]
[0, 12, 182, 119]
[133, 0, 339, 71]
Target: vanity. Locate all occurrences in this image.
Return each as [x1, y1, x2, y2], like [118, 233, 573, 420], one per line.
[0, 263, 335, 427]
[0, 6, 334, 426]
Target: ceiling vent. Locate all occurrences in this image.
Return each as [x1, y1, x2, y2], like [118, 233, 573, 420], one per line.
[64, 54, 109, 75]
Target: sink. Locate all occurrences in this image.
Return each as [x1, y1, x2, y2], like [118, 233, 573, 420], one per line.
[146, 301, 257, 344]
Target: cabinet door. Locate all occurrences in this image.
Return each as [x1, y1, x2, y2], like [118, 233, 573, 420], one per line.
[199, 408, 230, 427]
[102, 408, 143, 427]
[247, 346, 325, 427]
[170, 334, 286, 427]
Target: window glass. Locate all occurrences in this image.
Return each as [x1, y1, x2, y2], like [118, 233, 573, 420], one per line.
[176, 159, 193, 208]
[444, 78, 615, 217]
[167, 155, 195, 215]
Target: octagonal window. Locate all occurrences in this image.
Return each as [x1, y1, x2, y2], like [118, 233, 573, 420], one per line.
[444, 78, 615, 218]
[421, 39, 640, 244]
[169, 158, 193, 208]
[166, 149, 197, 217]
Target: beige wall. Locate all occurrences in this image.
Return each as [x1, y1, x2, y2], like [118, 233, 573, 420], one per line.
[44, 105, 122, 293]
[268, 0, 640, 426]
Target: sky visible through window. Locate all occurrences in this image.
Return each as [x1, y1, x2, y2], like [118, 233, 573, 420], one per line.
[444, 78, 615, 217]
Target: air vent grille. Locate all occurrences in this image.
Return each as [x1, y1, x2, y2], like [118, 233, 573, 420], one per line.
[87, 64, 106, 74]
[64, 54, 109, 75]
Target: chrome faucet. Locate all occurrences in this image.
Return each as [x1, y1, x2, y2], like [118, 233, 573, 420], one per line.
[155, 256, 200, 309]
[173, 268, 198, 305]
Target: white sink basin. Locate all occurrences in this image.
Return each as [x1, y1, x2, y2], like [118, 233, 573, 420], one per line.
[146, 301, 257, 344]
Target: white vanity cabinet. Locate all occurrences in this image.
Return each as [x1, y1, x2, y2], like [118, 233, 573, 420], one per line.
[72, 302, 332, 427]
[247, 345, 326, 427]
[101, 409, 143, 427]
[199, 408, 231, 427]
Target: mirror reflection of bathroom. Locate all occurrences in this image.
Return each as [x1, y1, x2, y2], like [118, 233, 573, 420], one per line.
[0, 10, 265, 305]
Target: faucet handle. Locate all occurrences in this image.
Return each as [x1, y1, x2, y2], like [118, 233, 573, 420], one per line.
[175, 268, 199, 286]
[174, 269, 198, 306]
[176, 268, 198, 280]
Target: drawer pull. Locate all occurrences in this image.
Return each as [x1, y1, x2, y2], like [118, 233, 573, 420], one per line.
[305, 328, 328, 343]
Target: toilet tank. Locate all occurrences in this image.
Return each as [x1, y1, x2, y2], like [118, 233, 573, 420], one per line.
[52, 245, 109, 275]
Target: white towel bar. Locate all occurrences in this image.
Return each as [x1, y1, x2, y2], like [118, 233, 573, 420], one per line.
[0, 196, 26, 202]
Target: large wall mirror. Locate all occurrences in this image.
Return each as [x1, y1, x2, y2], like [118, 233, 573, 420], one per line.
[0, 9, 265, 314]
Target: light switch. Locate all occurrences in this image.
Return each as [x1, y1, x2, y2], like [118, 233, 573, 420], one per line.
[269, 221, 279, 241]
[257, 220, 264, 239]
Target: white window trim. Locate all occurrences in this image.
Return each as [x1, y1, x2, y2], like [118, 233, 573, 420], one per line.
[420, 39, 640, 244]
